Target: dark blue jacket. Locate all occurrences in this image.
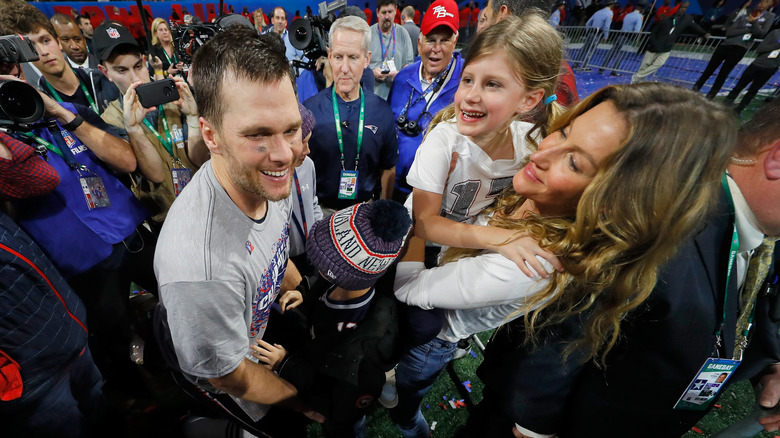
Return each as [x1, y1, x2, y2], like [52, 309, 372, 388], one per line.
[0, 213, 89, 407]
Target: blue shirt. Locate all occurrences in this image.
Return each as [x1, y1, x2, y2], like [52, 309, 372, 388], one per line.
[304, 87, 399, 210]
[587, 7, 614, 39]
[550, 9, 562, 26]
[387, 52, 464, 195]
[12, 103, 148, 277]
[622, 10, 644, 32]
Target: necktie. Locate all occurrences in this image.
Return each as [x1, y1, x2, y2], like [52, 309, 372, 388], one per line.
[733, 236, 776, 359]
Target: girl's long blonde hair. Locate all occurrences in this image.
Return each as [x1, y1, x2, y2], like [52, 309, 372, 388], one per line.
[427, 12, 565, 149]
[443, 83, 738, 366]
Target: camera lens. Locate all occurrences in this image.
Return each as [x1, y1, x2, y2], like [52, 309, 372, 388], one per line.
[0, 80, 45, 124]
[163, 86, 172, 96]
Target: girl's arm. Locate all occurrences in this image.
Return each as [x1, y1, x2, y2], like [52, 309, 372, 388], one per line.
[394, 252, 552, 310]
[412, 188, 561, 278]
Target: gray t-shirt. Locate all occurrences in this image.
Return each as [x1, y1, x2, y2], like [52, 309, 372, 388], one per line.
[369, 23, 414, 99]
[155, 161, 291, 420]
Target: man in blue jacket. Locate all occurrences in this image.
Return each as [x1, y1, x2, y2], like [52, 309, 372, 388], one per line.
[388, 0, 463, 203]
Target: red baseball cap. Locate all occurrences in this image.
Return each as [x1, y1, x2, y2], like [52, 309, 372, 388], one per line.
[420, 0, 459, 35]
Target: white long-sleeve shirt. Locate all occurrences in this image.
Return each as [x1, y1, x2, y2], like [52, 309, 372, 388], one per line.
[394, 252, 552, 342]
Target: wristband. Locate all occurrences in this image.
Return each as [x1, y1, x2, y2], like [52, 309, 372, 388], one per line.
[61, 114, 84, 131]
[154, 70, 164, 76]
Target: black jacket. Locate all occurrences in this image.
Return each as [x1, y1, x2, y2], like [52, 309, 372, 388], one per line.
[477, 192, 780, 437]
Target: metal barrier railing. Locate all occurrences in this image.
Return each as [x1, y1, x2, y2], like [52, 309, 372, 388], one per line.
[557, 26, 780, 97]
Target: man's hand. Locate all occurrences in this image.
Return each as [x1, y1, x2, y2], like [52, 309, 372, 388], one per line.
[315, 56, 333, 87]
[171, 76, 198, 116]
[123, 81, 155, 130]
[373, 67, 389, 82]
[758, 364, 780, 431]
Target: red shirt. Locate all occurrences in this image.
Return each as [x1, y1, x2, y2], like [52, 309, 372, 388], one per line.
[470, 8, 481, 25]
[365, 8, 373, 24]
[0, 132, 60, 200]
[460, 7, 471, 27]
[414, 9, 421, 24]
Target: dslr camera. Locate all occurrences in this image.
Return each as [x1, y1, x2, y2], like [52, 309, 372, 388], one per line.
[0, 35, 46, 130]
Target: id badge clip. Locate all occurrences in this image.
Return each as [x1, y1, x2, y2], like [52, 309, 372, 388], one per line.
[338, 170, 358, 200]
[674, 357, 740, 411]
[77, 166, 111, 210]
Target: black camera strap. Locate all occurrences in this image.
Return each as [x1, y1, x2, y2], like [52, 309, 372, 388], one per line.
[399, 56, 455, 120]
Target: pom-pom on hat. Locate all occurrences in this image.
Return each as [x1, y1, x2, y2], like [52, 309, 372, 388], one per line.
[306, 200, 412, 290]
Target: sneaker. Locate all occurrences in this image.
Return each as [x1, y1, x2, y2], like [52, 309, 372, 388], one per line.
[598, 69, 605, 74]
[452, 339, 473, 360]
[610, 72, 621, 77]
[378, 368, 398, 408]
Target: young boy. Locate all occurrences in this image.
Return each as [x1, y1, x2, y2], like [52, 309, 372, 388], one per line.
[253, 199, 411, 437]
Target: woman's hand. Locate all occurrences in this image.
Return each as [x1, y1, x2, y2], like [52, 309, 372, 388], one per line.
[492, 229, 563, 279]
[250, 339, 287, 372]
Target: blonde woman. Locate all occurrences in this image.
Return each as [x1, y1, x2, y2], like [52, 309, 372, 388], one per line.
[150, 17, 183, 77]
[391, 83, 737, 438]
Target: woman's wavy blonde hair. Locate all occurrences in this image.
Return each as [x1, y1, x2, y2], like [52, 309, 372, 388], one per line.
[427, 11, 565, 149]
[151, 18, 168, 46]
[443, 83, 738, 366]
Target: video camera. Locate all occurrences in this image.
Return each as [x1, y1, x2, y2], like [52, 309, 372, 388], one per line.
[0, 35, 46, 131]
[288, 0, 347, 70]
[169, 13, 254, 68]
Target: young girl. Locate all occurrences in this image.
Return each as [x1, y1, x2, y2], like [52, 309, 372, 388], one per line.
[407, 12, 566, 278]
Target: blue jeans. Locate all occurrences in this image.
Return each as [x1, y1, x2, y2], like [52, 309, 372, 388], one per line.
[390, 337, 458, 438]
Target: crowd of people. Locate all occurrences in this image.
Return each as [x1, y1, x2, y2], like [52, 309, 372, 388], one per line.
[559, 0, 779, 111]
[1, 0, 779, 437]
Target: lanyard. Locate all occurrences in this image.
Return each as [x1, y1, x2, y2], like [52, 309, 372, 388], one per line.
[17, 128, 83, 171]
[400, 56, 455, 119]
[378, 25, 396, 62]
[142, 106, 176, 158]
[44, 69, 98, 115]
[713, 173, 741, 357]
[293, 170, 308, 239]
[162, 45, 178, 66]
[332, 87, 365, 171]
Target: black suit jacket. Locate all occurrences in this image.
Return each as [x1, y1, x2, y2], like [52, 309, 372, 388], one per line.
[477, 192, 780, 437]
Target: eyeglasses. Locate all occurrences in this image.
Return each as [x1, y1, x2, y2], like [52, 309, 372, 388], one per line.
[421, 37, 455, 49]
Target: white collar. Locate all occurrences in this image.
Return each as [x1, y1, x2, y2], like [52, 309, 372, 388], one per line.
[727, 175, 764, 253]
[67, 55, 89, 69]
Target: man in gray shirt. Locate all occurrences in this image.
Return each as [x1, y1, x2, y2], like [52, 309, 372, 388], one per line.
[370, 0, 414, 99]
[154, 27, 321, 437]
[401, 5, 421, 57]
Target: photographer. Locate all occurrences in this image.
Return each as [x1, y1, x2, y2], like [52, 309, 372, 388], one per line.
[388, 0, 462, 203]
[0, 131, 106, 438]
[0, 49, 156, 395]
[369, 0, 414, 99]
[95, 22, 207, 227]
[1, 0, 119, 114]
